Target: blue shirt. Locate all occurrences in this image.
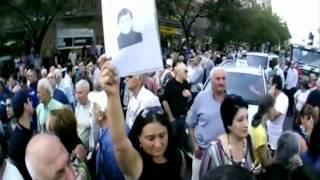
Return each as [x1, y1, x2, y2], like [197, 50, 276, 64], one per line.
[96, 128, 125, 180]
[302, 151, 320, 172]
[186, 88, 225, 148]
[53, 88, 69, 105]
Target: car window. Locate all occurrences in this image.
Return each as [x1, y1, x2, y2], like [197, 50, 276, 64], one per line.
[245, 55, 268, 69]
[204, 71, 265, 104]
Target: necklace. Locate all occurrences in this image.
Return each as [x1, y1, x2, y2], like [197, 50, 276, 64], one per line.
[227, 134, 247, 167]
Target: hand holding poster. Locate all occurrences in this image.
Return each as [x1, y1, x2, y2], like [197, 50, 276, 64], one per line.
[101, 0, 163, 76]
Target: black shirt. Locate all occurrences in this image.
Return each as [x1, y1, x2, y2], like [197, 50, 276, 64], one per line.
[139, 151, 182, 180]
[162, 78, 190, 118]
[117, 31, 143, 49]
[8, 123, 33, 180]
[306, 89, 320, 108]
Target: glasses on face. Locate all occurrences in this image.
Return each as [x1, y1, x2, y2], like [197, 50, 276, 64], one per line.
[141, 106, 164, 119]
[184, 70, 188, 73]
[127, 75, 133, 79]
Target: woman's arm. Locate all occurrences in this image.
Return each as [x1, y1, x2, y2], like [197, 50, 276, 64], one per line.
[256, 145, 272, 167]
[100, 61, 143, 179]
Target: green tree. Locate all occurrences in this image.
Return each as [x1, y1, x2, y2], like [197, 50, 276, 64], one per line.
[157, 0, 213, 47]
[0, 0, 72, 53]
[207, 1, 291, 50]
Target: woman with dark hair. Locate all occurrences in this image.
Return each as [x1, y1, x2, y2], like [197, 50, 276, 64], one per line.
[250, 95, 274, 168]
[302, 121, 320, 171]
[200, 94, 256, 178]
[294, 104, 315, 149]
[46, 108, 87, 161]
[99, 61, 186, 180]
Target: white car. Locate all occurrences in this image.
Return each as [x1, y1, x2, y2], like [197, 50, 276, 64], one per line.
[203, 63, 268, 125]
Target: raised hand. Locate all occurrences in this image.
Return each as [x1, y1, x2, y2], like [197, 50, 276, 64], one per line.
[99, 62, 120, 97]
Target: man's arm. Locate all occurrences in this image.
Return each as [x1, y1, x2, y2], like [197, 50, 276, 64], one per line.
[162, 100, 175, 122]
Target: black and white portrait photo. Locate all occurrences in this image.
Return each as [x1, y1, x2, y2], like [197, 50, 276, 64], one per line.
[102, 0, 163, 76]
[117, 8, 143, 49]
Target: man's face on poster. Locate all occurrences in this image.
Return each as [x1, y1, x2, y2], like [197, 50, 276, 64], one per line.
[119, 13, 133, 34]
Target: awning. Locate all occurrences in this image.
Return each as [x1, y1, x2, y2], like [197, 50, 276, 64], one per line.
[160, 25, 182, 35]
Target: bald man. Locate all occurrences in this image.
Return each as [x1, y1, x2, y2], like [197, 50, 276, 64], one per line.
[162, 61, 191, 150]
[186, 68, 226, 180]
[25, 134, 76, 180]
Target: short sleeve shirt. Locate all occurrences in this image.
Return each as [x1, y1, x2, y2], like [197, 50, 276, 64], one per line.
[250, 124, 268, 163]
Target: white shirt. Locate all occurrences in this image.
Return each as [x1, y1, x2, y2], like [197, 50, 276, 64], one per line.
[92, 68, 101, 85]
[275, 65, 285, 88]
[286, 68, 298, 90]
[187, 65, 203, 92]
[267, 92, 288, 150]
[126, 86, 161, 129]
[2, 159, 24, 180]
[68, 52, 77, 66]
[62, 74, 75, 104]
[294, 89, 310, 112]
[75, 101, 98, 150]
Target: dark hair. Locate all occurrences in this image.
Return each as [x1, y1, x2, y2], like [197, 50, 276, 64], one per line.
[12, 90, 29, 119]
[0, 132, 8, 165]
[252, 95, 275, 127]
[201, 165, 256, 180]
[272, 75, 283, 90]
[128, 106, 178, 163]
[297, 104, 314, 125]
[20, 76, 27, 85]
[66, 64, 73, 74]
[300, 78, 310, 90]
[48, 108, 82, 153]
[220, 94, 248, 133]
[117, 8, 133, 23]
[308, 121, 320, 159]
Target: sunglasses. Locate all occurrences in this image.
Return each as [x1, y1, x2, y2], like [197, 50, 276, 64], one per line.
[141, 106, 164, 119]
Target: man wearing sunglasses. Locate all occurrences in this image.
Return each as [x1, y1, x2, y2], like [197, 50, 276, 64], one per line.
[125, 74, 160, 129]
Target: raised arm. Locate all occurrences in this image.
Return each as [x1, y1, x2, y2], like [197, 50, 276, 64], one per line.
[100, 60, 142, 180]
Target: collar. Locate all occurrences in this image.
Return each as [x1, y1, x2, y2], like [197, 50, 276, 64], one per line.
[134, 86, 147, 100]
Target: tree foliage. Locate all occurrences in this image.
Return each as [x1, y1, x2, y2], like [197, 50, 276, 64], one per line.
[0, 0, 73, 53]
[157, 0, 213, 46]
[207, 0, 291, 50]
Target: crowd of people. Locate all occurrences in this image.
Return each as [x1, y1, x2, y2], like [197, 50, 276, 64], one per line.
[0, 47, 320, 180]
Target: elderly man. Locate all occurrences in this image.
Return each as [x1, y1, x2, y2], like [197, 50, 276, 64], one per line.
[75, 79, 99, 151]
[47, 72, 69, 105]
[186, 67, 226, 180]
[125, 74, 161, 129]
[8, 90, 34, 180]
[36, 78, 63, 133]
[25, 134, 76, 180]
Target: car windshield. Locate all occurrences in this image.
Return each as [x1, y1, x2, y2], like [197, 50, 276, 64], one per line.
[205, 71, 265, 105]
[292, 47, 320, 67]
[245, 55, 268, 69]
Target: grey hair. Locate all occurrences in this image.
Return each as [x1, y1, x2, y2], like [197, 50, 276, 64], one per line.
[275, 131, 300, 166]
[76, 79, 90, 92]
[41, 68, 48, 76]
[210, 67, 225, 80]
[38, 78, 54, 97]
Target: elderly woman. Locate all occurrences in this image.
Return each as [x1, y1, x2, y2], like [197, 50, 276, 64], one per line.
[200, 94, 256, 178]
[263, 131, 310, 180]
[36, 78, 63, 133]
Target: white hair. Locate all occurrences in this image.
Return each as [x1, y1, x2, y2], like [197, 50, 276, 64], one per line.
[41, 69, 48, 76]
[76, 79, 90, 92]
[210, 67, 225, 80]
[38, 78, 54, 97]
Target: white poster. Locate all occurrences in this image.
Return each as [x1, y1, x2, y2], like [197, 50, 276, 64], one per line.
[101, 0, 163, 76]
